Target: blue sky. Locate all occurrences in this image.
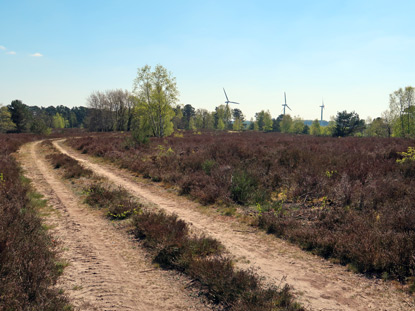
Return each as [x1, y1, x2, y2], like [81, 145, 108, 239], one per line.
[1, 0, 414, 121]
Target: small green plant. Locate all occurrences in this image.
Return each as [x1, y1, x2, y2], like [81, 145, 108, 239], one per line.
[409, 277, 415, 294]
[230, 170, 258, 205]
[201, 159, 216, 175]
[256, 202, 263, 216]
[221, 206, 236, 216]
[325, 170, 337, 178]
[397, 147, 415, 163]
[55, 260, 70, 276]
[107, 207, 140, 220]
[156, 145, 174, 158]
[321, 196, 329, 208]
[72, 285, 83, 291]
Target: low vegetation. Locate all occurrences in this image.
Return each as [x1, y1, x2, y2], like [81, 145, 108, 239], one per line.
[46, 142, 303, 310]
[67, 131, 415, 286]
[0, 134, 69, 310]
[45, 142, 92, 179]
[132, 210, 303, 310]
[84, 184, 140, 220]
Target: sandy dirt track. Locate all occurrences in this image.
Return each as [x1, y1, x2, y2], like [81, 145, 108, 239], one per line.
[17, 141, 212, 311]
[51, 138, 415, 311]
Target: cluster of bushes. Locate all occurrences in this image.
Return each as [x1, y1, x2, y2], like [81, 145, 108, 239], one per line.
[67, 131, 415, 285]
[0, 134, 69, 310]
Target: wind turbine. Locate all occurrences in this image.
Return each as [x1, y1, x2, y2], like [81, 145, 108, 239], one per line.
[223, 88, 240, 108]
[320, 99, 325, 122]
[282, 92, 292, 115]
[223, 88, 240, 126]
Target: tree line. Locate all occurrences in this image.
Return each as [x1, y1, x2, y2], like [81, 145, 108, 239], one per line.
[85, 65, 413, 139]
[1, 64, 413, 139]
[0, 100, 89, 134]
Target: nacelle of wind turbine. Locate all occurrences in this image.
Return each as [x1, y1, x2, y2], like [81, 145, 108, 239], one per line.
[320, 99, 325, 122]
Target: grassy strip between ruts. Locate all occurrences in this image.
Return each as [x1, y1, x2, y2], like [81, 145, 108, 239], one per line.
[43, 140, 93, 179]
[45, 141, 305, 311]
[130, 210, 304, 311]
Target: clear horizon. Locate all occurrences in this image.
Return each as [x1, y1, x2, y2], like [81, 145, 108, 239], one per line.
[1, 0, 414, 121]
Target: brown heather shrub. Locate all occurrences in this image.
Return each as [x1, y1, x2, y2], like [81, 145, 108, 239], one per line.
[46, 152, 92, 179]
[131, 210, 304, 310]
[0, 134, 68, 310]
[188, 257, 302, 311]
[132, 210, 189, 249]
[84, 184, 140, 220]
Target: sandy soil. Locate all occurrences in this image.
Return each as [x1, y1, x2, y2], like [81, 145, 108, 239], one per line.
[50, 138, 415, 311]
[16, 141, 212, 311]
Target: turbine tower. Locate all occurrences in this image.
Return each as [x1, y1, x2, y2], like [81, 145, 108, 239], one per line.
[320, 99, 325, 122]
[282, 92, 292, 115]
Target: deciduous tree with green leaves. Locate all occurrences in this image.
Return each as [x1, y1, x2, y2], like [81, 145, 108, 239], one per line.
[310, 119, 321, 136]
[254, 110, 272, 132]
[52, 113, 65, 129]
[364, 117, 389, 137]
[290, 116, 305, 134]
[0, 105, 16, 132]
[389, 87, 415, 137]
[214, 105, 227, 130]
[280, 115, 293, 133]
[194, 109, 214, 130]
[132, 65, 178, 138]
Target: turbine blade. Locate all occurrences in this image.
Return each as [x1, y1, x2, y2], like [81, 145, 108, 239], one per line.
[286, 105, 292, 111]
[284, 92, 287, 105]
[229, 101, 240, 104]
[223, 88, 229, 102]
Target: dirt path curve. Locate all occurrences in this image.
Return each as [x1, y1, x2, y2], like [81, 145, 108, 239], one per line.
[16, 141, 212, 311]
[54, 139, 415, 311]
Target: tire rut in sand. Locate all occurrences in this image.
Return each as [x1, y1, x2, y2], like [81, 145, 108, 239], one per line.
[53, 138, 415, 311]
[16, 141, 212, 311]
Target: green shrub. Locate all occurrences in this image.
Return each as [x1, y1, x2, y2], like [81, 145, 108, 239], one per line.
[201, 159, 216, 175]
[230, 170, 258, 205]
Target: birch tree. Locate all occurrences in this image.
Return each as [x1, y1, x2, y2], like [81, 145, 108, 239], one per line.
[389, 87, 415, 137]
[132, 65, 178, 138]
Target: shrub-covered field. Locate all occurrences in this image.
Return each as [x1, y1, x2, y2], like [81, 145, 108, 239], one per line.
[67, 131, 415, 285]
[0, 134, 69, 310]
[48, 136, 303, 310]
